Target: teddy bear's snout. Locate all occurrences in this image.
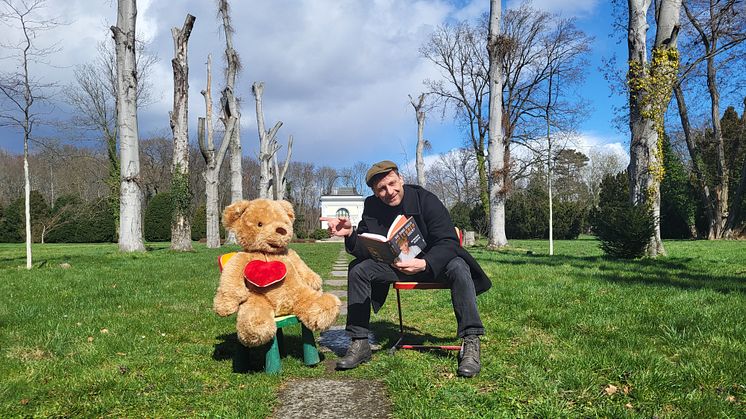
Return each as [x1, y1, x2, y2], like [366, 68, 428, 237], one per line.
[275, 227, 288, 236]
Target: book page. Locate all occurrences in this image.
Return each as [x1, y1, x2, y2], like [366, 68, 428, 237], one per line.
[359, 232, 387, 242]
[387, 214, 409, 238]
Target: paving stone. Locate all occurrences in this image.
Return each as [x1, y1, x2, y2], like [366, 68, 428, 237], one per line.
[319, 326, 380, 355]
[273, 378, 391, 419]
[330, 271, 348, 277]
[324, 279, 347, 287]
[329, 290, 347, 298]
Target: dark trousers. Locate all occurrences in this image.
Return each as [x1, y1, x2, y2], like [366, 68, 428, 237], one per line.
[346, 257, 485, 339]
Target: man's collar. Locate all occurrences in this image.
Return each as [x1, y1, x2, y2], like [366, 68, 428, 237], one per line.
[400, 184, 421, 215]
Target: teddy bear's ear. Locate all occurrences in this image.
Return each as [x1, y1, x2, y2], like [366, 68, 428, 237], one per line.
[223, 200, 252, 228]
[278, 200, 295, 221]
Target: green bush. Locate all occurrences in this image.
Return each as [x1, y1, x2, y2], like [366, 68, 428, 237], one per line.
[449, 201, 473, 231]
[144, 192, 173, 242]
[590, 172, 655, 259]
[191, 204, 207, 241]
[310, 228, 330, 240]
[46, 198, 115, 243]
[0, 199, 23, 242]
[505, 178, 586, 240]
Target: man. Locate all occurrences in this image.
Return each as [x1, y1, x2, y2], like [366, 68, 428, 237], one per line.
[320, 160, 491, 378]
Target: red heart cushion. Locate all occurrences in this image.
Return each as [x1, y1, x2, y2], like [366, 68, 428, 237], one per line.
[243, 260, 287, 288]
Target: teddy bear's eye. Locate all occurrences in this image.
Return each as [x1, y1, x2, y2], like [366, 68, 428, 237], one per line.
[258, 222, 263, 227]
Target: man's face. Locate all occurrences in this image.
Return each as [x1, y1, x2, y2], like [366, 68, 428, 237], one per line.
[373, 170, 405, 206]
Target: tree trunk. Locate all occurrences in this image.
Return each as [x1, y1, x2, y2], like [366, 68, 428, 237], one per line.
[199, 55, 236, 248]
[682, 1, 729, 237]
[627, 0, 681, 257]
[487, 0, 508, 248]
[169, 14, 195, 251]
[24, 128, 32, 268]
[272, 135, 293, 200]
[112, 0, 145, 252]
[673, 84, 714, 238]
[410, 93, 427, 187]
[724, 99, 746, 237]
[253, 82, 283, 199]
[218, 0, 242, 244]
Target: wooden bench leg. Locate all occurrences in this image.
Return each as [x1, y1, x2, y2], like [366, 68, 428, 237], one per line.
[301, 324, 320, 366]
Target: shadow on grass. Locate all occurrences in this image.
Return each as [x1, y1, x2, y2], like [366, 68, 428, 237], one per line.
[212, 332, 326, 374]
[370, 320, 461, 358]
[488, 252, 746, 294]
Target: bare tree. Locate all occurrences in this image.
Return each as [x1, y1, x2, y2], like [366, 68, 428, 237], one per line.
[252, 81, 292, 199]
[426, 148, 480, 208]
[199, 54, 238, 248]
[672, 0, 746, 238]
[487, 0, 507, 248]
[409, 93, 430, 186]
[423, 6, 591, 247]
[66, 37, 157, 240]
[627, 0, 682, 257]
[111, 0, 146, 252]
[422, 21, 491, 217]
[169, 14, 195, 251]
[0, 0, 60, 267]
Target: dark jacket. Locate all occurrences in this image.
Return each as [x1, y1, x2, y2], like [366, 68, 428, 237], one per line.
[345, 184, 492, 312]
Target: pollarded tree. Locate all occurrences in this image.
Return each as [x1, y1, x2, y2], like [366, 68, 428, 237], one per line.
[253, 82, 292, 200]
[626, 0, 682, 257]
[169, 14, 195, 251]
[111, 0, 145, 252]
[409, 93, 430, 187]
[199, 54, 238, 248]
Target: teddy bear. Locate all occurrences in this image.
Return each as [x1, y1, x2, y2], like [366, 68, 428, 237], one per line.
[213, 198, 341, 347]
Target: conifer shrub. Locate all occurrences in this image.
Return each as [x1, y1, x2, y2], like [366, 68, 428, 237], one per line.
[590, 172, 655, 259]
[144, 192, 172, 242]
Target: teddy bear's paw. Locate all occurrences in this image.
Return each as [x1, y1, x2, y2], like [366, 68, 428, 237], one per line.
[236, 322, 277, 347]
[213, 300, 239, 317]
[297, 293, 341, 331]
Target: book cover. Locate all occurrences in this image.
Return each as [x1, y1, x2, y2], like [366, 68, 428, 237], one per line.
[358, 215, 427, 264]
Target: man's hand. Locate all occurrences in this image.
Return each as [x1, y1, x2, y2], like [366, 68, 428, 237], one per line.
[392, 258, 427, 275]
[319, 217, 353, 237]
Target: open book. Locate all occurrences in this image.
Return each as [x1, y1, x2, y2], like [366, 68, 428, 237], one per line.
[358, 215, 427, 264]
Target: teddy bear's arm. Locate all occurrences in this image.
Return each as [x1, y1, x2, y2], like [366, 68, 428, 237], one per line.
[287, 249, 323, 291]
[213, 257, 251, 316]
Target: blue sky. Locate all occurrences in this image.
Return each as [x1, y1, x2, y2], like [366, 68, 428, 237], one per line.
[0, 0, 631, 169]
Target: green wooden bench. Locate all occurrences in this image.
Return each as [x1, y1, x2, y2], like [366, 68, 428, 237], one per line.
[265, 314, 320, 374]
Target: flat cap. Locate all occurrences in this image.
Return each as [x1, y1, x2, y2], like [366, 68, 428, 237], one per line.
[365, 160, 398, 187]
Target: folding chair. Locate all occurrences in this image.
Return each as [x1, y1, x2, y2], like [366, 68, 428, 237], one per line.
[388, 227, 465, 355]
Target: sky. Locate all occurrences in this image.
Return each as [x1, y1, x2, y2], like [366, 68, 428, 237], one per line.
[0, 0, 630, 169]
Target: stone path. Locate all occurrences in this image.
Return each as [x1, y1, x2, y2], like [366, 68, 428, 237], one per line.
[323, 248, 350, 316]
[273, 379, 391, 418]
[271, 248, 391, 419]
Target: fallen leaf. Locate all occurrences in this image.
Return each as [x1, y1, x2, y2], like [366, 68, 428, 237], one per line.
[76, 322, 82, 327]
[87, 336, 94, 343]
[726, 395, 736, 403]
[604, 384, 618, 396]
[100, 328, 109, 334]
[118, 365, 129, 374]
[623, 385, 631, 395]
[116, 352, 127, 356]
[20, 399, 29, 405]
[625, 403, 633, 409]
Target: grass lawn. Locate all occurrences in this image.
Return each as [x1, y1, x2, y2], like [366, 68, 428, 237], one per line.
[1, 238, 744, 417]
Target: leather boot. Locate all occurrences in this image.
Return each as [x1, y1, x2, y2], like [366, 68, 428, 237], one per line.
[336, 338, 372, 370]
[457, 335, 481, 378]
